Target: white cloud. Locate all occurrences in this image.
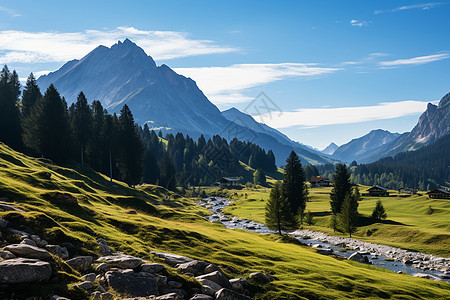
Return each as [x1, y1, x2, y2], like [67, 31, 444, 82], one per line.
[257, 100, 432, 128]
[350, 19, 369, 27]
[375, 2, 445, 14]
[0, 27, 238, 64]
[379, 53, 450, 67]
[174, 63, 341, 104]
[0, 6, 21, 17]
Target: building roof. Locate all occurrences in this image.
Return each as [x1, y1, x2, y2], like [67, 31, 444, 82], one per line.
[217, 177, 240, 182]
[427, 188, 450, 195]
[310, 176, 330, 182]
[367, 185, 389, 191]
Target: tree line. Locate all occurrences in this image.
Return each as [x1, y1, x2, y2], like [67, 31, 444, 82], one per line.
[0, 66, 277, 189]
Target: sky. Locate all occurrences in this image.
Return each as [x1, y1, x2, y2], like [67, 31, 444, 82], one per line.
[0, 0, 449, 149]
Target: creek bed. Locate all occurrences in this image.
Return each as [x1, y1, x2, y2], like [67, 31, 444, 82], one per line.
[198, 196, 450, 283]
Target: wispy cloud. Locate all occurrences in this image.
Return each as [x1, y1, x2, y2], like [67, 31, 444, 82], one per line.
[0, 26, 238, 64]
[174, 63, 341, 105]
[0, 6, 21, 17]
[379, 53, 450, 67]
[257, 100, 432, 128]
[350, 19, 369, 27]
[375, 2, 445, 14]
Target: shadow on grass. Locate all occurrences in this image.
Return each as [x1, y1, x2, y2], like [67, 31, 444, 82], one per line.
[358, 216, 409, 227]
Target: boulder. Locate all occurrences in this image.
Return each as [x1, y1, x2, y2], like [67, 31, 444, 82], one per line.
[413, 273, 442, 281]
[141, 263, 165, 274]
[97, 238, 112, 256]
[0, 218, 8, 229]
[154, 274, 168, 287]
[196, 271, 231, 289]
[215, 288, 251, 300]
[0, 258, 51, 283]
[229, 278, 244, 293]
[348, 252, 369, 264]
[204, 263, 221, 274]
[66, 256, 93, 271]
[96, 262, 111, 272]
[105, 270, 159, 297]
[156, 293, 179, 300]
[91, 291, 101, 299]
[20, 238, 37, 247]
[198, 278, 222, 295]
[168, 280, 183, 288]
[189, 294, 213, 300]
[97, 254, 143, 269]
[159, 288, 187, 299]
[0, 203, 24, 212]
[0, 250, 15, 259]
[4, 244, 52, 261]
[151, 251, 193, 266]
[101, 292, 114, 300]
[249, 272, 271, 284]
[45, 245, 69, 259]
[76, 281, 94, 290]
[177, 260, 208, 276]
[81, 273, 97, 282]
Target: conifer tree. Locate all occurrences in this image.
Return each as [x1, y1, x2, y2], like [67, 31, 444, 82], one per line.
[282, 151, 308, 223]
[330, 164, 352, 214]
[101, 113, 119, 182]
[71, 92, 92, 166]
[253, 169, 266, 186]
[265, 181, 298, 234]
[88, 100, 105, 170]
[371, 200, 387, 220]
[21, 73, 42, 117]
[339, 193, 359, 237]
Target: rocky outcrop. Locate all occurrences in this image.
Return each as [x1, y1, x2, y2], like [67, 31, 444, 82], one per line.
[151, 251, 194, 266]
[348, 252, 369, 264]
[0, 258, 52, 283]
[66, 256, 93, 271]
[4, 244, 52, 261]
[104, 269, 159, 297]
[97, 254, 143, 269]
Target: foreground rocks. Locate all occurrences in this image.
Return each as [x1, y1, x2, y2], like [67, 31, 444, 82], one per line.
[0, 258, 52, 283]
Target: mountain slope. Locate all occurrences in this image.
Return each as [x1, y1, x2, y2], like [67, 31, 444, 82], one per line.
[37, 39, 334, 165]
[321, 142, 338, 155]
[332, 129, 400, 163]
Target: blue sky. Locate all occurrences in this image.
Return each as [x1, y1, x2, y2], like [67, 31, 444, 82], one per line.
[0, 0, 449, 149]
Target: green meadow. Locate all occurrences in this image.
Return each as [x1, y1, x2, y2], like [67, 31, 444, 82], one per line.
[0, 143, 449, 299]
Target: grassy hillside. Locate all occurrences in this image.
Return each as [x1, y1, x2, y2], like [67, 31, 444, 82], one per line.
[223, 185, 450, 257]
[0, 143, 448, 299]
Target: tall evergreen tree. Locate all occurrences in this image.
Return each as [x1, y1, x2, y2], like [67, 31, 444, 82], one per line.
[0, 65, 22, 149]
[22, 84, 72, 163]
[330, 164, 353, 214]
[101, 113, 119, 182]
[71, 92, 92, 166]
[118, 105, 144, 186]
[88, 100, 105, 170]
[253, 168, 266, 186]
[21, 73, 42, 117]
[338, 193, 359, 237]
[265, 181, 298, 234]
[282, 151, 308, 223]
[371, 200, 387, 220]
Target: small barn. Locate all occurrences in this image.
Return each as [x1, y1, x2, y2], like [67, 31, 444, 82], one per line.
[365, 186, 389, 197]
[427, 188, 450, 199]
[310, 176, 331, 187]
[215, 177, 240, 187]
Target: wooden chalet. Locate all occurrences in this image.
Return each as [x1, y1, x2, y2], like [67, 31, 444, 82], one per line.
[427, 188, 450, 199]
[215, 177, 240, 187]
[310, 176, 331, 187]
[364, 186, 389, 197]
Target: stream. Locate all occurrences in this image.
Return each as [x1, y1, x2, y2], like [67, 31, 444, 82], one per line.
[198, 196, 450, 283]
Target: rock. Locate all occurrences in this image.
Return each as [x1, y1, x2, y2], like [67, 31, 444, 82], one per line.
[76, 281, 94, 290]
[189, 294, 213, 300]
[348, 252, 369, 264]
[4, 244, 52, 261]
[155, 274, 168, 287]
[312, 244, 322, 248]
[198, 278, 222, 293]
[96, 263, 111, 272]
[177, 260, 208, 276]
[66, 256, 93, 271]
[0, 258, 52, 283]
[413, 273, 442, 281]
[204, 263, 221, 274]
[160, 288, 187, 299]
[196, 271, 231, 289]
[50, 296, 70, 300]
[39, 239, 48, 248]
[317, 248, 333, 255]
[215, 288, 251, 300]
[97, 254, 143, 269]
[141, 263, 165, 274]
[156, 293, 179, 300]
[151, 251, 193, 267]
[229, 279, 244, 293]
[97, 238, 112, 256]
[91, 291, 101, 299]
[201, 285, 217, 296]
[0, 218, 7, 229]
[20, 238, 37, 247]
[30, 235, 41, 245]
[0, 250, 15, 259]
[96, 285, 106, 293]
[249, 272, 271, 284]
[0, 203, 24, 212]
[45, 245, 69, 259]
[168, 280, 183, 288]
[82, 273, 97, 282]
[101, 292, 114, 300]
[105, 270, 159, 297]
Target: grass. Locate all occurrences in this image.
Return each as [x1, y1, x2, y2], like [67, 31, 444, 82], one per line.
[222, 184, 450, 257]
[0, 142, 448, 299]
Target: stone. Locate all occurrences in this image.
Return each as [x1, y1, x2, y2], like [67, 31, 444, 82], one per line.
[96, 262, 111, 272]
[0, 250, 15, 259]
[105, 270, 159, 297]
[101, 292, 114, 300]
[198, 278, 222, 294]
[151, 251, 193, 266]
[97, 285, 106, 293]
[141, 263, 165, 274]
[20, 238, 37, 247]
[204, 263, 221, 274]
[168, 280, 183, 288]
[4, 244, 52, 261]
[97, 254, 143, 269]
[248, 272, 271, 284]
[348, 252, 369, 264]
[30, 235, 41, 245]
[160, 289, 187, 298]
[0, 258, 52, 283]
[156, 293, 179, 300]
[50, 296, 70, 300]
[155, 274, 168, 287]
[0, 218, 8, 229]
[97, 238, 112, 256]
[215, 288, 251, 300]
[76, 281, 94, 290]
[177, 260, 208, 276]
[66, 256, 93, 271]
[45, 245, 68, 259]
[413, 273, 442, 281]
[91, 291, 101, 299]
[189, 294, 213, 300]
[39, 239, 49, 248]
[229, 279, 244, 293]
[82, 273, 97, 282]
[196, 271, 231, 289]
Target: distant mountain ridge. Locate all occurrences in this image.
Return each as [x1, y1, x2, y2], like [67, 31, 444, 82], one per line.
[37, 39, 335, 166]
[321, 142, 338, 155]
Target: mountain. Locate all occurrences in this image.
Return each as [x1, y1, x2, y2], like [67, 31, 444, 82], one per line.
[321, 142, 338, 155]
[332, 130, 400, 163]
[37, 39, 334, 166]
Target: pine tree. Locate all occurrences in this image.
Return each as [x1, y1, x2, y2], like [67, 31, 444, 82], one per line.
[265, 181, 298, 234]
[101, 113, 119, 182]
[305, 210, 314, 225]
[371, 200, 387, 220]
[329, 214, 338, 233]
[339, 193, 359, 237]
[21, 73, 42, 118]
[253, 169, 266, 186]
[282, 151, 308, 223]
[71, 92, 92, 166]
[118, 105, 144, 186]
[353, 186, 361, 201]
[88, 100, 106, 171]
[330, 164, 352, 214]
